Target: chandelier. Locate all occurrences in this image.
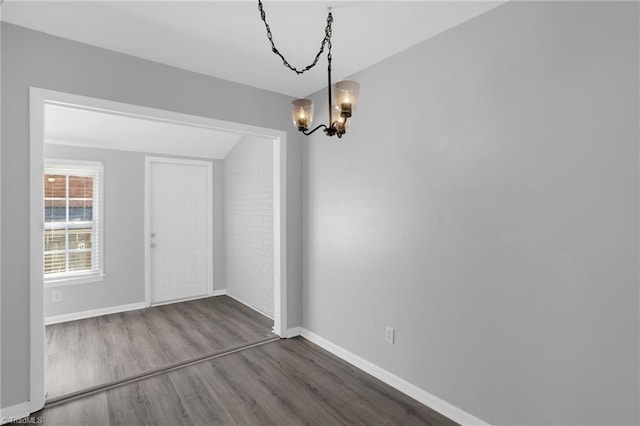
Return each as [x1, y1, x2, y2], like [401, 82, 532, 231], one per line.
[258, 1, 360, 138]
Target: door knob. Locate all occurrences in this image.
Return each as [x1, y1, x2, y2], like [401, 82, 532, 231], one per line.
[150, 243, 157, 248]
[150, 233, 156, 238]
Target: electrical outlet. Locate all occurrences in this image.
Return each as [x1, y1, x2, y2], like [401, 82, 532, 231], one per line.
[385, 326, 395, 344]
[52, 290, 62, 303]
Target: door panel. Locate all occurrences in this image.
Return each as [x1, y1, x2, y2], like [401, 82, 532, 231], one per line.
[158, 251, 175, 289]
[150, 161, 210, 304]
[185, 251, 201, 285]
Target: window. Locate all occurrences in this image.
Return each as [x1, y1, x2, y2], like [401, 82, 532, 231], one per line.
[44, 161, 104, 285]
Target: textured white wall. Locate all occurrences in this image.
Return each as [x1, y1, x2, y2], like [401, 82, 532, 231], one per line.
[303, 1, 638, 425]
[223, 136, 274, 317]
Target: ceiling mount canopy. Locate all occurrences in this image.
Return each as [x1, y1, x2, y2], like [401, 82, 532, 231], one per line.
[257, 0, 360, 139]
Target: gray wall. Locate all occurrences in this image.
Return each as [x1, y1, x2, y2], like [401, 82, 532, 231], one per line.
[303, 1, 638, 425]
[223, 135, 274, 317]
[42, 144, 225, 318]
[0, 9, 3, 416]
[1, 22, 303, 408]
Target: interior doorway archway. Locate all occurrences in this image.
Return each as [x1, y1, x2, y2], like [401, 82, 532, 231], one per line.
[29, 87, 288, 412]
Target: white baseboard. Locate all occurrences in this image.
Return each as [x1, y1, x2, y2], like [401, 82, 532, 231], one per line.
[0, 401, 30, 425]
[299, 329, 489, 426]
[225, 292, 274, 320]
[282, 326, 302, 338]
[45, 291, 241, 325]
[152, 292, 224, 307]
[45, 301, 147, 325]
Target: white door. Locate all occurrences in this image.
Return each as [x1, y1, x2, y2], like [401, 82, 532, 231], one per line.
[148, 159, 212, 304]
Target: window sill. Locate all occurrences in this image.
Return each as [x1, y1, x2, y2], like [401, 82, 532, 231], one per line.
[45, 273, 106, 288]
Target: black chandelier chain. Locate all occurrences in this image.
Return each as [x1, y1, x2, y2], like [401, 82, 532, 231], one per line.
[258, 0, 333, 75]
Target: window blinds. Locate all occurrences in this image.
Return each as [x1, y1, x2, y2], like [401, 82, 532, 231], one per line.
[44, 161, 104, 279]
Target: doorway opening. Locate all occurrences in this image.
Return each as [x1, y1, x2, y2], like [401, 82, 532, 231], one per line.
[29, 88, 288, 410]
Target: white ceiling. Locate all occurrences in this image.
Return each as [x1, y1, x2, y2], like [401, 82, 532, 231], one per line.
[45, 104, 244, 159]
[2, 0, 505, 98]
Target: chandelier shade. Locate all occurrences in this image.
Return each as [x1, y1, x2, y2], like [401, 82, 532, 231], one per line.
[333, 80, 360, 118]
[292, 98, 314, 131]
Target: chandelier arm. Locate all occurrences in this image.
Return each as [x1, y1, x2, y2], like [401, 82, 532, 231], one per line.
[258, 0, 333, 75]
[302, 124, 329, 136]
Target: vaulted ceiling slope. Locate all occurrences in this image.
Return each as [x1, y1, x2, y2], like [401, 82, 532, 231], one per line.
[2, 1, 505, 98]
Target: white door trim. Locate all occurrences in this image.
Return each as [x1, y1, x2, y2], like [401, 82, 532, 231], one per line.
[144, 156, 214, 306]
[29, 87, 288, 413]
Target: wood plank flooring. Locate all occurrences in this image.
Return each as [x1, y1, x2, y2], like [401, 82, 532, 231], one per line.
[36, 337, 458, 425]
[46, 295, 275, 399]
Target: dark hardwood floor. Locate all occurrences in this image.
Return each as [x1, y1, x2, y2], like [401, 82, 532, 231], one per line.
[37, 337, 458, 425]
[46, 295, 275, 399]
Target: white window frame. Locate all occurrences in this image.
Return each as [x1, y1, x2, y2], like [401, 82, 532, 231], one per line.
[44, 160, 105, 287]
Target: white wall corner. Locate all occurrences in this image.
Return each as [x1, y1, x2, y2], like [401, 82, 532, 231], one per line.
[211, 289, 228, 297]
[225, 292, 274, 320]
[0, 401, 31, 425]
[299, 329, 490, 426]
